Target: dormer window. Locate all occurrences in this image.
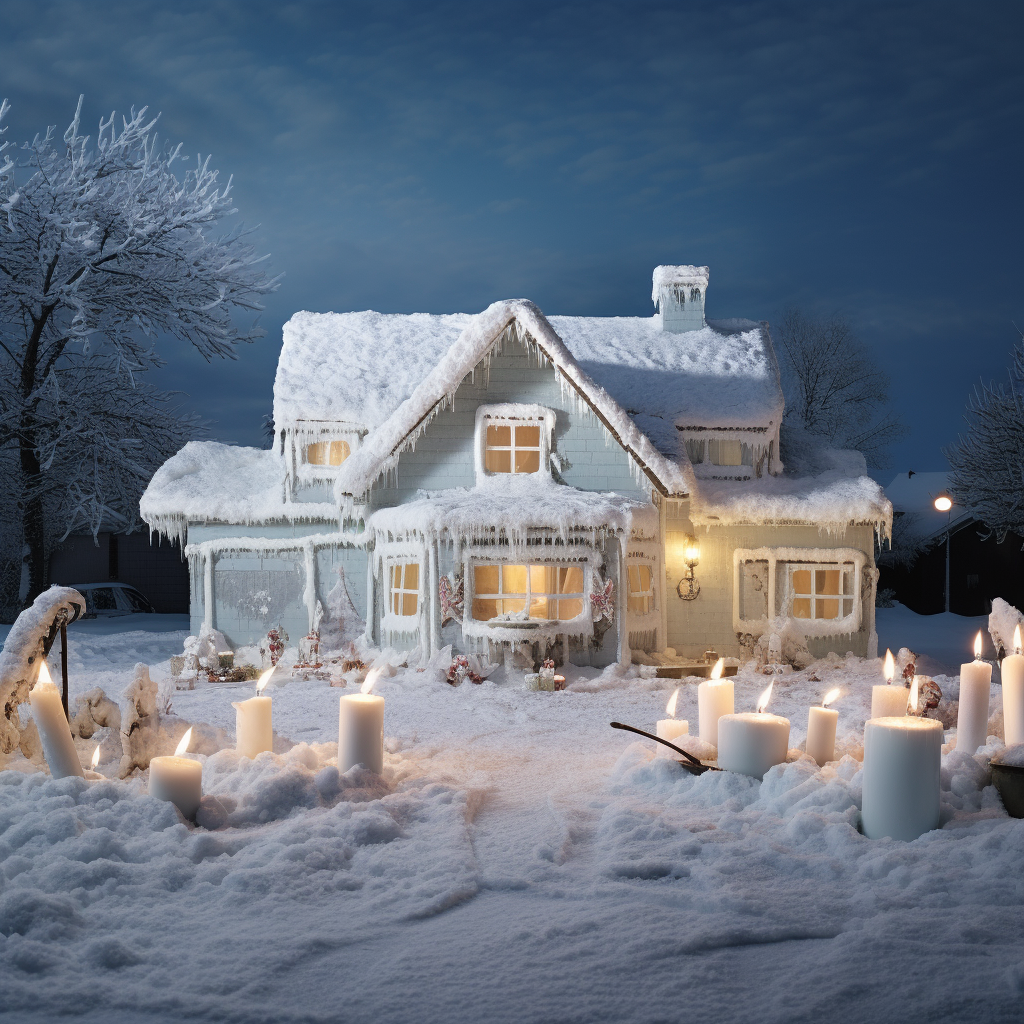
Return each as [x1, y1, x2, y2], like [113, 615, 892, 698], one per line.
[304, 440, 350, 466]
[475, 405, 555, 482]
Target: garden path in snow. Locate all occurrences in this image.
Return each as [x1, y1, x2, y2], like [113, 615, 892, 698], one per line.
[1, 620, 1023, 1024]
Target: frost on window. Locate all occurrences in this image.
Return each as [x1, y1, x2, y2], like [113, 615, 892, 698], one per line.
[737, 559, 769, 621]
[217, 565, 303, 625]
[304, 439, 350, 466]
[684, 438, 705, 464]
[707, 438, 752, 467]
[626, 563, 654, 615]
[785, 564, 854, 621]
[471, 563, 584, 622]
[484, 423, 541, 474]
[389, 563, 419, 617]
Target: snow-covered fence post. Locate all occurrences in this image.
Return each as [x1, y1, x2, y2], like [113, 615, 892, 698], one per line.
[0, 586, 86, 751]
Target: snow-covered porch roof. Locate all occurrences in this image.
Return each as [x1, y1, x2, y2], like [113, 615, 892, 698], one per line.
[366, 478, 659, 549]
[333, 300, 698, 502]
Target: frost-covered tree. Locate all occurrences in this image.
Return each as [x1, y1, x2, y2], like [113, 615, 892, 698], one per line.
[776, 308, 904, 470]
[945, 332, 1024, 541]
[0, 97, 278, 612]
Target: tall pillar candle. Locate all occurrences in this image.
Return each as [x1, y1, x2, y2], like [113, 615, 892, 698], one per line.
[862, 716, 942, 841]
[806, 706, 839, 766]
[29, 662, 84, 780]
[958, 632, 992, 754]
[698, 661, 734, 747]
[1002, 637, 1024, 747]
[234, 668, 275, 759]
[717, 712, 791, 779]
[149, 728, 202, 819]
[339, 693, 385, 774]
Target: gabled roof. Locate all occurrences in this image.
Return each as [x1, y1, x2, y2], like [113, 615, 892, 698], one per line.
[333, 300, 698, 500]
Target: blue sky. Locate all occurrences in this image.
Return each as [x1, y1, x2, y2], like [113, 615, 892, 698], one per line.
[1, 0, 1021, 478]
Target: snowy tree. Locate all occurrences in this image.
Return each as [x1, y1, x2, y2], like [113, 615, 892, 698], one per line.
[945, 331, 1024, 541]
[0, 97, 278, 613]
[775, 308, 904, 470]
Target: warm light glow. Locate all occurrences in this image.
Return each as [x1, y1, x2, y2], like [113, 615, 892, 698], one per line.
[909, 676, 919, 713]
[174, 727, 193, 757]
[933, 495, 952, 512]
[684, 538, 700, 564]
[666, 688, 680, 718]
[710, 657, 724, 680]
[822, 687, 840, 708]
[1016, 624, 1022, 655]
[91, 745, 100, 769]
[361, 668, 382, 695]
[974, 631, 983, 660]
[37, 661, 53, 686]
[884, 649, 895, 684]
[256, 668, 274, 696]
[756, 680, 774, 714]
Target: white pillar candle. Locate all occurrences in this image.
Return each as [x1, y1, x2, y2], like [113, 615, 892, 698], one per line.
[862, 716, 942, 841]
[806, 706, 839, 766]
[1002, 628, 1024, 746]
[871, 685, 908, 720]
[234, 696, 272, 758]
[339, 694, 385, 774]
[149, 728, 202, 819]
[697, 660, 734, 747]
[656, 719, 689, 757]
[717, 713, 791, 779]
[29, 662, 84, 780]
[958, 632, 992, 754]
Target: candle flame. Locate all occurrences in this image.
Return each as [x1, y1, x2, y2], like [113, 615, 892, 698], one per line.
[91, 745, 100, 769]
[822, 687, 840, 708]
[883, 649, 894, 684]
[909, 675, 919, 714]
[1016, 624, 1022, 655]
[37, 660, 53, 686]
[710, 658, 724, 680]
[174, 727, 193, 757]
[256, 667, 274, 695]
[666, 687, 680, 718]
[361, 668, 381, 695]
[756, 680, 774, 714]
[974, 631, 983, 659]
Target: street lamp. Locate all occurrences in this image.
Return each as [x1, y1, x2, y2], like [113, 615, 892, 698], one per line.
[934, 495, 953, 613]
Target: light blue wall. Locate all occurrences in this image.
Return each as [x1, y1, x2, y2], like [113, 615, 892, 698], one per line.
[369, 339, 651, 509]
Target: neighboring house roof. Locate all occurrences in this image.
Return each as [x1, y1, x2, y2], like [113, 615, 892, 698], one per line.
[885, 471, 969, 544]
[332, 299, 698, 500]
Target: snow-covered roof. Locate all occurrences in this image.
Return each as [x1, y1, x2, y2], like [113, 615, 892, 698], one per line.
[274, 308, 781, 442]
[140, 441, 338, 543]
[691, 471, 893, 541]
[367, 475, 658, 548]
[333, 300, 698, 500]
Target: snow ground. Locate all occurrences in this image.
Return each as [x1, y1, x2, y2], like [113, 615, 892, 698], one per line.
[1, 608, 1022, 1024]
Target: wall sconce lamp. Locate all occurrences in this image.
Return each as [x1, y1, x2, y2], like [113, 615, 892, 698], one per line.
[677, 536, 701, 601]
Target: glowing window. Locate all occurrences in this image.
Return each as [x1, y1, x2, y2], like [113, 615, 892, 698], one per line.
[389, 563, 420, 617]
[789, 565, 854, 621]
[708, 438, 743, 467]
[305, 439, 351, 466]
[626, 563, 654, 615]
[484, 422, 542, 474]
[471, 563, 585, 622]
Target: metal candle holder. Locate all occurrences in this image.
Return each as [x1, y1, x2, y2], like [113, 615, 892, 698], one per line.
[610, 721, 721, 775]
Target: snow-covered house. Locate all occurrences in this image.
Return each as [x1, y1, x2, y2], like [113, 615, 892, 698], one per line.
[141, 267, 891, 667]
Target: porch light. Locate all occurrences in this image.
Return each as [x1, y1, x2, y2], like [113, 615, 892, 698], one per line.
[677, 535, 701, 601]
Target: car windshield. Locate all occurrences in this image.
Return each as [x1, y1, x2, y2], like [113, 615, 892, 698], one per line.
[123, 589, 151, 612]
[88, 588, 118, 611]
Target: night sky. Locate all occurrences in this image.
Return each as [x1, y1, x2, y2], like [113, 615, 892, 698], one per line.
[1, 0, 1021, 482]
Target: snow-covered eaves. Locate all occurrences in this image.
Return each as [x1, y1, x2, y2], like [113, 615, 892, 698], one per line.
[651, 264, 709, 297]
[366, 476, 659, 548]
[691, 471, 893, 541]
[140, 441, 339, 546]
[334, 300, 697, 500]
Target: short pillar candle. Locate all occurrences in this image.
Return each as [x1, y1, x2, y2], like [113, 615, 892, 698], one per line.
[149, 728, 202, 819]
[339, 693, 385, 774]
[957, 632, 992, 754]
[806, 710, 838, 766]
[656, 719, 689, 756]
[862, 716, 942, 841]
[871, 648, 907, 720]
[698, 660, 733, 747]
[1002, 625, 1024, 747]
[717, 713, 791, 779]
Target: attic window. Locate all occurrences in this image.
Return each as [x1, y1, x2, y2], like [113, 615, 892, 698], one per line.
[685, 438, 754, 468]
[476, 405, 554, 481]
[471, 563, 585, 622]
[305, 439, 350, 467]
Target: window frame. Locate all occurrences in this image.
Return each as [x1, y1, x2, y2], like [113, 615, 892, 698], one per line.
[469, 561, 588, 624]
[304, 438, 351, 467]
[787, 562, 855, 622]
[732, 547, 866, 637]
[626, 560, 656, 617]
[388, 561, 421, 619]
[474, 404, 555, 483]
